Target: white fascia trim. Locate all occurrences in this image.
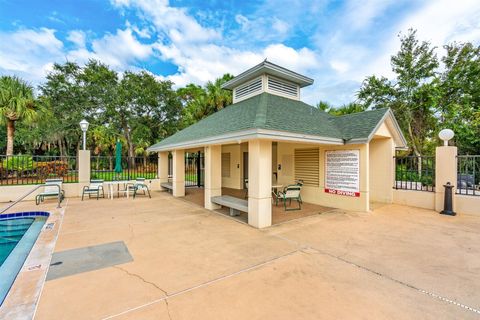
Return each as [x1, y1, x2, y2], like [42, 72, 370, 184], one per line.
[148, 129, 344, 152]
[365, 109, 408, 148]
[345, 138, 367, 145]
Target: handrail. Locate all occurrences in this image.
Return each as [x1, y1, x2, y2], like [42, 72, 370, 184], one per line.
[0, 184, 61, 214]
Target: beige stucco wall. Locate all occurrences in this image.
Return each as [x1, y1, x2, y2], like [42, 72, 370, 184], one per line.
[369, 137, 394, 203]
[221, 144, 242, 189]
[456, 195, 480, 216]
[392, 189, 435, 210]
[276, 141, 370, 212]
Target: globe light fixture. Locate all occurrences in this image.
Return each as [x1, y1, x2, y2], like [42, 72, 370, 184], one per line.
[438, 128, 454, 146]
[79, 119, 89, 150]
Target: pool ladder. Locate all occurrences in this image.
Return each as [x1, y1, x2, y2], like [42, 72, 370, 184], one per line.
[0, 184, 62, 215]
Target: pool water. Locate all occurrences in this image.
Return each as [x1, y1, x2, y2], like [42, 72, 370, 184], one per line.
[0, 214, 47, 306]
[0, 218, 35, 265]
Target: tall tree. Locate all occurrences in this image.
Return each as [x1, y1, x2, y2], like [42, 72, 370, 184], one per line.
[0, 76, 38, 155]
[358, 29, 438, 155]
[39, 61, 89, 156]
[437, 42, 480, 154]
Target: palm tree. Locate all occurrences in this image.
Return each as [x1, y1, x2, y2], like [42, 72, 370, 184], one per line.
[205, 74, 233, 112]
[0, 76, 37, 155]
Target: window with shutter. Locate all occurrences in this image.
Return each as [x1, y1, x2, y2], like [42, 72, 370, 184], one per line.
[294, 148, 319, 186]
[222, 153, 231, 177]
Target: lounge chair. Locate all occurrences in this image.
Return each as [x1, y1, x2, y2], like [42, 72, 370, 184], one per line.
[275, 183, 303, 211]
[36, 179, 65, 205]
[127, 178, 151, 199]
[82, 179, 105, 200]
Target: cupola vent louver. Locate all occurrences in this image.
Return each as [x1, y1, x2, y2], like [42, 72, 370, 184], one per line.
[234, 77, 263, 100]
[267, 76, 299, 98]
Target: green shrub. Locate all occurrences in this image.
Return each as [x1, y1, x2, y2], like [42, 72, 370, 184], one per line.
[2, 155, 34, 171]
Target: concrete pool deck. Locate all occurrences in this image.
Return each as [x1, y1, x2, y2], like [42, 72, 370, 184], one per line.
[18, 191, 480, 319]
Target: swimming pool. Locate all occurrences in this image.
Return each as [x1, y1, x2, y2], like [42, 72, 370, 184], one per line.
[0, 212, 48, 306]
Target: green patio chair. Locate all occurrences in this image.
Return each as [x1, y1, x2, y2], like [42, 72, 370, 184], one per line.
[127, 178, 151, 199]
[82, 179, 105, 200]
[36, 178, 65, 205]
[244, 179, 248, 199]
[276, 184, 303, 211]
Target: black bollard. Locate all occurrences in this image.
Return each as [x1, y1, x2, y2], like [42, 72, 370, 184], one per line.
[440, 182, 456, 216]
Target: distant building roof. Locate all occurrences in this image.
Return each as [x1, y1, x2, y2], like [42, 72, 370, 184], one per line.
[148, 93, 407, 151]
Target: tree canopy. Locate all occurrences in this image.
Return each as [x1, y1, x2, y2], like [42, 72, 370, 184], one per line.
[1, 30, 479, 156]
[1, 60, 233, 158]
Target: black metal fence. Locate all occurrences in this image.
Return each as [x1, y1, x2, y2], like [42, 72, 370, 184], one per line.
[0, 155, 78, 185]
[185, 152, 204, 187]
[91, 154, 158, 181]
[394, 155, 435, 192]
[457, 155, 480, 196]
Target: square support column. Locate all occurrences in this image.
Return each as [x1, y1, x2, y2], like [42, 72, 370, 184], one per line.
[248, 140, 272, 228]
[435, 146, 457, 212]
[78, 150, 91, 197]
[204, 145, 222, 210]
[158, 151, 169, 190]
[172, 149, 185, 197]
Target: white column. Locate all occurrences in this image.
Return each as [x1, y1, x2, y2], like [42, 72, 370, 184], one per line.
[204, 145, 222, 210]
[248, 140, 272, 228]
[78, 150, 91, 197]
[435, 146, 457, 212]
[158, 151, 169, 190]
[172, 149, 185, 197]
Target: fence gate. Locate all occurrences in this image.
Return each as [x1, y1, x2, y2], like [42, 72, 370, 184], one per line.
[185, 152, 204, 187]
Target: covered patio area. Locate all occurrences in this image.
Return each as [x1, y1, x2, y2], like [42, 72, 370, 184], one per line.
[182, 187, 333, 225]
[148, 61, 408, 229]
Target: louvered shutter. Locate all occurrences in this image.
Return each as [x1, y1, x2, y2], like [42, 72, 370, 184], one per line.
[294, 148, 319, 186]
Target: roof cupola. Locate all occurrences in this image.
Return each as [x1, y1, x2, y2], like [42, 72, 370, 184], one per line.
[222, 60, 314, 103]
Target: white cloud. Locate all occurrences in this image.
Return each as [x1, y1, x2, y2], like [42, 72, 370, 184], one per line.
[90, 28, 153, 67]
[0, 26, 155, 84]
[110, 0, 220, 43]
[343, 0, 394, 30]
[67, 30, 87, 48]
[398, 0, 480, 45]
[0, 28, 64, 82]
[2, 0, 480, 109]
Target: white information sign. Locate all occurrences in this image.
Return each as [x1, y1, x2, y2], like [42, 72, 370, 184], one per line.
[325, 150, 360, 197]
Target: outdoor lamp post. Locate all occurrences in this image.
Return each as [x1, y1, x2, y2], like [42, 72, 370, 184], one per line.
[438, 128, 454, 146]
[79, 119, 89, 150]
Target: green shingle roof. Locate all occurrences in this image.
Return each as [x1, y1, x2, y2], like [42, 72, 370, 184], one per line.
[329, 108, 390, 141]
[148, 93, 392, 150]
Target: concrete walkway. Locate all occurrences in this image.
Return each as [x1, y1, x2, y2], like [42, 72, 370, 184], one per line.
[33, 192, 480, 319]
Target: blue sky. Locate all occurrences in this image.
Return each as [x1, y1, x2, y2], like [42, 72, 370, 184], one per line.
[1, 0, 479, 106]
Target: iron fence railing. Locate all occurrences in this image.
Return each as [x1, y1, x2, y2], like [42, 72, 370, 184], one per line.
[394, 155, 435, 192]
[90, 154, 158, 181]
[0, 155, 78, 185]
[457, 155, 480, 196]
[185, 152, 204, 187]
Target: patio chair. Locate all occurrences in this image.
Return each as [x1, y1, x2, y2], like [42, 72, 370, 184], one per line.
[82, 179, 105, 200]
[276, 184, 303, 211]
[36, 179, 65, 205]
[127, 178, 151, 199]
[244, 179, 248, 199]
